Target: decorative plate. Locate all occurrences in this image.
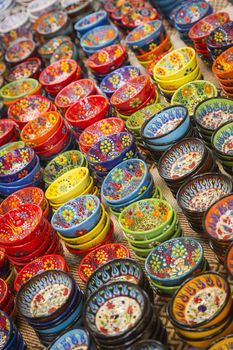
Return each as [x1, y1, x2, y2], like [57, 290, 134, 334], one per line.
[34, 11, 67, 35]
[175, 1, 210, 27]
[78, 243, 130, 282]
[5, 39, 35, 64]
[6, 58, 41, 82]
[38, 36, 71, 56]
[122, 7, 158, 28]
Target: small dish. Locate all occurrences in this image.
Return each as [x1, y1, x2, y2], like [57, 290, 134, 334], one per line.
[48, 328, 92, 350]
[34, 11, 68, 36]
[74, 10, 108, 36]
[0, 78, 39, 102]
[81, 25, 119, 51]
[174, 1, 211, 28]
[5, 39, 36, 65]
[122, 7, 159, 29]
[5, 58, 42, 82]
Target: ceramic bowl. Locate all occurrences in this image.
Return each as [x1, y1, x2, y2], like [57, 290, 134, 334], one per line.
[119, 198, 173, 239]
[100, 66, 141, 96]
[168, 272, 231, 329]
[43, 150, 86, 185]
[5, 39, 36, 65]
[171, 80, 218, 116]
[122, 7, 159, 30]
[177, 173, 232, 214]
[0, 120, 18, 146]
[0, 141, 25, 158]
[0, 78, 39, 102]
[110, 75, 151, 112]
[33, 11, 68, 38]
[174, 0, 212, 27]
[206, 21, 233, 54]
[78, 243, 130, 282]
[65, 95, 109, 129]
[104, 0, 144, 13]
[74, 10, 108, 35]
[141, 105, 190, 145]
[81, 25, 119, 51]
[5, 57, 42, 82]
[55, 79, 96, 110]
[153, 47, 196, 81]
[212, 121, 233, 157]
[8, 95, 53, 129]
[45, 167, 90, 204]
[212, 46, 233, 79]
[48, 328, 92, 350]
[225, 239, 233, 277]
[130, 340, 166, 350]
[208, 335, 233, 350]
[50, 41, 78, 64]
[38, 36, 72, 61]
[21, 111, 61, 146]
[101, 159, 149, 205]
[145, 237, 204, 286]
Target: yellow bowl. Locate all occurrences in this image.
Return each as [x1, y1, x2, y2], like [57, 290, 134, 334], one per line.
[57, 205, 106, 244]
[155, 64, 200, 91]
[138, 59, 153, 68]
[65, 211, 110, 250]
[80, 176, 94, 195]
[208, 334, 233, 349]
[109, 207, 120, 218]
[45, 167, 90, 204]
[153, 47, 196, 81]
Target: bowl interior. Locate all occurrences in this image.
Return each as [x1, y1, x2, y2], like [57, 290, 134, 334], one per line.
[81, 25, 118, 48]
[38, 36, 71, 56]
[36, 11, 67, 35]
[122, 7, 157, 28]
[212, 121, 233, 155]
[0, 147, 35, 176]
[207, 21, 233, 48]
[6, 39, 34, 63]
[175, 1, 210, 27]
[40, 60, 77, 85]
[213, 46, 233, 75]
[6, 58, 40, 81]
[0, 79, 38, 99]
[49, 329, 89, 348]
[111, 75, 148, 104]
[88, 44, 125, 67]
[76, 11, 106, 30]
[126, 20, 162, 44]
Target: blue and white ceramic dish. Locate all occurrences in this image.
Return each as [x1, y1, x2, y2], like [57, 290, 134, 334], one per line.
[49, 328, 93, 350]
[80, 25, 119, 51]
[74, 11, 108, 36]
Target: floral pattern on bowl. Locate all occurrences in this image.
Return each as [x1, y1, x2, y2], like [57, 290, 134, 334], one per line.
[87, 44, 126, 69]
[206, 21, 233, 49]
[212, 121, 233, 154]
[81, 25, 119, 49]
[38, 36, 71, 56]
[49, 328, 91, 350]
[0, 311, 12, 348]
[40, 59, 77, 85]
[6, 58, 41, 82]
[0, 79, 38, 101]
[50, 41, 77, 63]
[34, 11, 67, 35]
[122, 7, 158, 28]
[0, 147, 35, 179]
[175, 1, 211, 27]
[5, 39, 35, 64]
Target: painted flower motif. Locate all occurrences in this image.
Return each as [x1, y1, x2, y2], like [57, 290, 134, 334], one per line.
[19, 99, 29, 109]
[60, 61, 70, 73]
[18, 169, 28, 179]
[83, 133, 94, 144]
[100, 140, 112, 153]
[123, 150, 134, 160]
[151, 255, 162, 271]
[43, 258, 56, 270]
[56, 155, 67, 165]
[154, 66, 166, 76]
[46, 164, 56, 175]
[109, 74, 120, 86]
[100, 122, 113, 134]
[171, 243, 186, 258]
[149, 43, 157, 51]
[47, 112, 57, 123]
[129, 69, 139, 79]
[97, 51, 108, 64]
[83, 266, 93, 278]
[95, 250, 108, 264]
[111, 168, 124, 183]
[214, 31, 223, 43]
[121, 135, 131, 147]
[204, 84, 213, 95]
[115, 247, 127, 258]
[115, 47, 123, 58]
[138, 186, 147, 195]
[62, 209, 74, 221]
[85, 199, 95, 211]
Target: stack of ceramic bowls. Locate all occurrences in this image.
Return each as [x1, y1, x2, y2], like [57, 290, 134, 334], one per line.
[203, 194, 233, 264]
[21, 111, 74, 163]
[111, 75, 158, 121]
[43, 150, 88, 189]
[119, 198, 182, 261]
[5, 57, 42, 82]
[212, 47, 233, 98]
[141, 105, 191, 162]
[145, 237, 207, 297]
[101, 159, 157, 217]
[0, 119, 20, 145]
[153, 47, 201, 100]
[0, 251, 13, 287]
[87, 132, 137, 181]
[0, 204, 62, 271]
[8, 95, 54, 130]
[80, 25, 119, 56]
[173, 0, 212, 44]
[212, 121, 233, 175]
[0, 278, 16, 318]
[194, 97, 233, 148]
[0, 311, 27, 348]
[83, 281, 167, 349]
[74, 10, 109, 37]
[206, 21, 233, 61]
[16, 270, 84, 347]
[49, 328, 94, 350]
[0, 141, 25, 157]
[85, 258, 154, 302]
[65, 95, 109, 139]
[55, 79, 97, 114]
[188, 12, 230, 66]
[100, 66, 141, 98]
[208, 335, 233, 350]
[14, 254, 69, 292]
[149, 0, 182, 19]
[0, 187, 49, 219]
[158, 138, 217, 195]
[5, 38, 36, 66]
[167, 272, 233, 348]
[79, 117, 125, 154]
[177, 173, 233, 232]
[45, 167, 96, 211]
[86, 44, 128, 84]
[38, 36, 72, 64]
[119, 6, 160, 33]
[49, 40, 79, 64]
[0, 147, 42, 197]
[27, 0, 59, 22]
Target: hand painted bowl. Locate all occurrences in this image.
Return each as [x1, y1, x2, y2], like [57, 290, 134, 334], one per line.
[212, 121, 233, 157]
[38, 36, 72, 60]
[16, 270, 74, 322]
[0, 311, 12, 348]
[141, 105, 190, 145]
[87, 132, 135, 169]
[80, 25, 119, 51]
[153, 47, 196, 81]
[212, 46, 233, 79]
[122, 7, 159, 29]
[206, 21, 233, 53]
[110, 75, 151, 112]
[104, 0, 144, 13]
[74, 10, 108, 36]
[0, 142, 26, 158]
[177, 173, 232, 214]
[33, 11, 68, 37]
[86, 258, 144, 298]
[79, 117, 125, 152]
[0, 120, 18, 145]
[5, 58, 42, 82]
[86, 44, 126, 75]
[168, 272, 231, 329]
[48, 328, 92, 350]
[145, 237, 204, 286]
[119, 198, 173, 239]
[14, 255, 68, 292]
[78, 243, 130, 282]
[100, 66, 141, 96]
[65, 95, 109, 129]
[55, 79, 96, 110]
[174, 1, 212, 29]
[8, 95, 53, 129]
[208, 335, 233, 350]
[45, 167, 90, 204]
[0, 78, 39, 102]
[50, 41, 78, 64]
[21, 111, 61, 146]
[43, 150, 86, 185]
[171, 81, 218, 116]
[101, 159, 149, 205]
[130, 340, 166, 350]
[5, 39, 36, 65]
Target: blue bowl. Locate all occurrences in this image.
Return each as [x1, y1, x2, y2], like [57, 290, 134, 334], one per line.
[141, 105, 190, 145]
[100, 66, 141, 96]
[49, 328, 92, 350]
[80, 25, 119, 51]
[51, 195, 101, 237]
[74, 11, 108, 36]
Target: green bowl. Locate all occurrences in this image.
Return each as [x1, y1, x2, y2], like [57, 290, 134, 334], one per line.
[128, 241, 153, 258]
[0, 78, 39, 101]
[119, 198, 174, 240]
[0, 141, 25, 157]
[149, 277, 180, 296]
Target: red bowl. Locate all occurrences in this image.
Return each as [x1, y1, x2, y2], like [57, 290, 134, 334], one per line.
[43, 199, 50, 218]
[0, 119, 18, 146]
[0, 278, 9, 309]
[2, 292, 14, 314]
[36, 126, 70, 158]
[55, 79, 96, 110]
[86, 44, 127, 74]
[65, 95, 109, 129]
[5, 57, 42, 82]
[110, 74, 151, 111]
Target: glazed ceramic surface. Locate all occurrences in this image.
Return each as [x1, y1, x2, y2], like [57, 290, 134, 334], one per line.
[213, 46, 233, 76]
[0, 311, 12, 348]
[81, 25, 119, 49]
[87, 44, 126, 69]
[38, 36, 71, 56]
[35, 11, 67, 35]
[175, 1, 211, 27]
[207, 21, 233, 49]
[171, 81, 218, 115]
[0, 147, 35, 179]
[212, 121, 233, 154]
[208, 335, 233, 350]
[50, 41, 77, 63]
[5, 39, 35, 64]
[40, 60, 77, 85]
[225, 241, 233, 277]
[49, 328, 90, 350]
[122, 7, 158, 28]
[6, 58, 41, 82]
[0, 79, 38, 101]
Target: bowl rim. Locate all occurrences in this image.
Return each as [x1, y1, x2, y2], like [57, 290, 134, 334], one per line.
[126, 19, 162, 46]
[5, 38, 36, 63]
[80, 24, 119, 49]
[206, 20, 233, 49]
[74, 10, 107, 31]
[206, 327, 233, 349]
[211, 120, 233, 156]
[47, 327, 91, 349]
[5, 57, 42, 83]
[0, 78, 39, 100]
